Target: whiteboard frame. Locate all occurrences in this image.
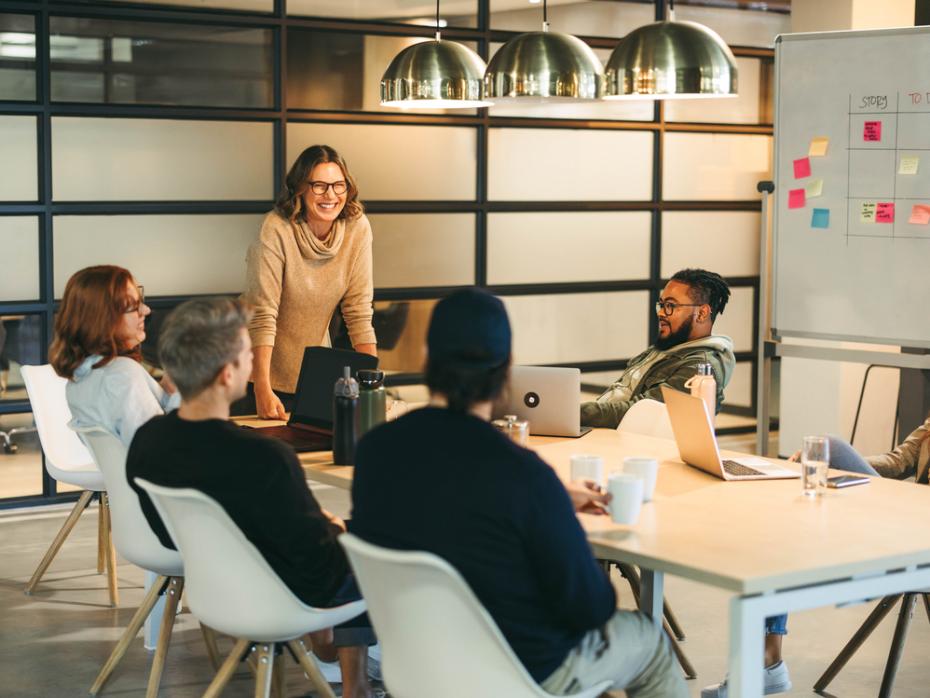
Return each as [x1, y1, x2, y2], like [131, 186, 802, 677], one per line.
[771, 26, 930, 349]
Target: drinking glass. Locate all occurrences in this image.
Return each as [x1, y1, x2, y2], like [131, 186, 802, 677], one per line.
[801, 436, 830, 497]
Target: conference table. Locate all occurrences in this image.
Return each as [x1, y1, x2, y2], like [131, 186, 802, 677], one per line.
[239, 417, 930, 697]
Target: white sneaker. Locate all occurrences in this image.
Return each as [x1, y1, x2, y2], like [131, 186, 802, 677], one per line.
[367, 644, 383, 681]
[310, 645, 382, 684]
[701, 661, 792, 698]
[313, 657, 343, 684]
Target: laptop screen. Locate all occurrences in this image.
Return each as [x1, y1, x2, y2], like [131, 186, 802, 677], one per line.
[290, 347, 379, 430]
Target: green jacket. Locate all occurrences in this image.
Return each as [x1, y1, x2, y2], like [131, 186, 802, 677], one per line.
[580, 335, 736, 429]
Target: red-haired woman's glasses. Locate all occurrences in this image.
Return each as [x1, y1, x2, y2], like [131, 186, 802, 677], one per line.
[124, 285, 146, 315]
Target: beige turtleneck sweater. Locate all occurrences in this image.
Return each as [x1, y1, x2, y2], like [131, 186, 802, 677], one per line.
[243, 210, 376, 393]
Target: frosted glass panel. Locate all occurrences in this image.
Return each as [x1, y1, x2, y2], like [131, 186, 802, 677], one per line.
[288, 123, 477, 200]
[489, 128, 653, 201]
[504, 291, 649, 364]
[0, 217, 39, 301]
[0, 14, 36, 101]
[661, 211, 760, 278]
[663, 133, 772, 200]
[490, 1, 653, 37]
[54, 214, 264, 297]
[0, 116, 37, 201]
[724, 360, 753, 408]
[711, 285, 753, 354]
[52, 118, 273, 201]
[369, 213, 474, 288]
[675, 5, 789, 48]
[488, 45, 653, 121]
[97, 0, 272, 9]
[488, 211, 651, 284]
[288, 0, 476, 27]
[664, 58, 762, 124]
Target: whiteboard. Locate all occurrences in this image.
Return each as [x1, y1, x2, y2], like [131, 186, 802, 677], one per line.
[773, 27, 930, 348]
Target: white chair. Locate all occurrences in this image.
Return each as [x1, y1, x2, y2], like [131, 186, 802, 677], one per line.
[340, 533, 612, 698]
[21, 364, 118, 606]
[135, 478, 367, 698]
[75, 427, 213, 697]
[617, 398, 674, 439]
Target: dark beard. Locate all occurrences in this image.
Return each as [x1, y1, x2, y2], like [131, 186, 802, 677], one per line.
[655, 315, 693, 350]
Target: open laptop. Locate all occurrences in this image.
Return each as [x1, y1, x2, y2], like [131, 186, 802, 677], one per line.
[493, 366, 591, 438]
[248, 347, 378, 452]
[661, 386, 799, 481]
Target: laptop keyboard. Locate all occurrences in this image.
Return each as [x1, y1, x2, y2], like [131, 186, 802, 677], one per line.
[722, 460, 765, 477]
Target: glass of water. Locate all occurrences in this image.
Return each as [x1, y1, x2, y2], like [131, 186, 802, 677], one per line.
[801, 436, 830, 497]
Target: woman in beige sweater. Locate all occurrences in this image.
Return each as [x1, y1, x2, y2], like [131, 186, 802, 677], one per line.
[241, 145, 377, 419]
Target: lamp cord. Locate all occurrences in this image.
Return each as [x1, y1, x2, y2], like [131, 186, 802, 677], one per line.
[435, 0, 441, 40]
[542, 0, 549, 30]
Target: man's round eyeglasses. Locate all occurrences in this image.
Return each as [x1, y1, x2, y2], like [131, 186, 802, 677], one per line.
[124, 285, 145, 315]
[308, 180, 347, 196]
[655, 300, 702, 317]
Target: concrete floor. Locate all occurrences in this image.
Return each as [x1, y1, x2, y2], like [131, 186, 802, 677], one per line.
[3, 483, 930, 697]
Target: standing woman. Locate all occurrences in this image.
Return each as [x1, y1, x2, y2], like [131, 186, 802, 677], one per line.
[242, 145, 377, 419]
[50, 265, 179, 447]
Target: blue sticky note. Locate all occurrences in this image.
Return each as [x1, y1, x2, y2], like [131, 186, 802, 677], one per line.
[811, 208, 830, 229]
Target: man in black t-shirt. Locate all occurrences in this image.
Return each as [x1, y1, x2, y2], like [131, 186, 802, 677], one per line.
[126, 298, 374, 698]
[351, 289, 686, 698]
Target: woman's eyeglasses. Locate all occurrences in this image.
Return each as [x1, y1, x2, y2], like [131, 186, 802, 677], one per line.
[124, 285, 146, 315]
[308, 180, 347, 196]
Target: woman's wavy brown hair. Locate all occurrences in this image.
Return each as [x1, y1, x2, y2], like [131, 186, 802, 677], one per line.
[49, 265, 142, 380]
[274, 144, 364, 223]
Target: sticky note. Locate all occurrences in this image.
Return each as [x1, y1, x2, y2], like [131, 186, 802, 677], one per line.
[860, 202, 877, 223]
[909, 204, 930, 225]
[876, 202, 895, 223]
[788, 189, 806, 209]
[793, 157, 812, 179]
[899, 156, 919, 175]
[863, 121, 882, 141]
[811, 208, 830, 229]
[809, 137, 829, 157]
[806, 178, 823, 198]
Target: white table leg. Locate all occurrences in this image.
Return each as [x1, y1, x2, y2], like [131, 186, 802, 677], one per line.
[143, 570, 166, 651]
[728, 596, 764, 697]
[639, 568, 664, 627]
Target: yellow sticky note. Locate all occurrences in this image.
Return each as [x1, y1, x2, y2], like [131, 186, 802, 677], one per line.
[899, 156, 919, 175]
[860, 202, 877, 223]
[806, 179, 823, 198]
[809, 137, 829, 157]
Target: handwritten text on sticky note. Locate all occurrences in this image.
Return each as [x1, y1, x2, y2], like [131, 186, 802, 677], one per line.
[899, 156, 919, 175]
[863, 121, 882, 142]
[811, 208, 830, 229]
[909, 204, 930, 225]
[809, 137, 829, 157]
[788, 189, 806, 209]
[876, 202, 895, 223]
[861, 203, 877, 223]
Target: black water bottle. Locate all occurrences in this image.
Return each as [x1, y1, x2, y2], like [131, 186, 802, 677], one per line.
[333, 366, 359, 465]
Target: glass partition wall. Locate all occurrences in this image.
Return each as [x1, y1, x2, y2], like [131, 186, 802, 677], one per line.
[0, 0, 785, 506]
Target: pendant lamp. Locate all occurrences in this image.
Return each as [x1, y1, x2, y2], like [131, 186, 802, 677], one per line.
[604, 0, 737, 100]
[380, 0, 490, 109]
[484, 0, 604, 102]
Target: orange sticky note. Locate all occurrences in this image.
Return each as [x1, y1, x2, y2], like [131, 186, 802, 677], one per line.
[809, 137, 829, 157]
[876, 202, 895, 223]
[863, 121, 882, 142]
[788, 189, 806, 209]
[793, 157, 812, 179]
[909, 205, 930, 225]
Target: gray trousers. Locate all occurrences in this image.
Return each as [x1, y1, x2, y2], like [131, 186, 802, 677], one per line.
[540, 609, 688, 698]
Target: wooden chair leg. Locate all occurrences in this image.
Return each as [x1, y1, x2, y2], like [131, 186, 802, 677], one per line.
[144, 576, 183, 698]
[814, 594, 902, 692]
[90, 575, 169, 695]
[879, 593, 917, 698]
[922, 593, 930, 625]
[24, 490, 94, 595]
[201, 624, 223, 672]
[203, 638, 250, 698]
[101, 493, 119, 607]
[271, 651, 287, 698]
[288, 639, 338, 698]
[253, 643, 275, 698]
[97, 494, 106, 574]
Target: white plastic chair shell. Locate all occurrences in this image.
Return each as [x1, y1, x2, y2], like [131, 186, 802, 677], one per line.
[135, 478, 365, 642]
[617, 398, 674, 439]
[21, 364, 103, 491]
[75, 427, 182, 578]
[340, 534, 612, 698]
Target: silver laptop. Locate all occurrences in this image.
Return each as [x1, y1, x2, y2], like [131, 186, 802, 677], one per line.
[494, 366, 592, 438]
[661, 386, 799, 481]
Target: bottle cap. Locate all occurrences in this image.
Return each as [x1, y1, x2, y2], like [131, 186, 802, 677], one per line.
[357, 369, 385, 388]
[334, 365, 359, 398]
[697, 363, 713, 376]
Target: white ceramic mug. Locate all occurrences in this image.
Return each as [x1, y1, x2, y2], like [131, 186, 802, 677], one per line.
[607, 474, 644, 525]
[623, 456, 659, 502]
[570, 454, 604, 486]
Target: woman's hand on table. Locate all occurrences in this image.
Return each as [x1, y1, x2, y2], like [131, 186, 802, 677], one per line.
[255, 384, 287, 420]
[566, 480, 611, 516]
[788, 450, 801, 462]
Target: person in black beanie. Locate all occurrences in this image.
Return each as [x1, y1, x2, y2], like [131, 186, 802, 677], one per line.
[351, 289, 686, 698]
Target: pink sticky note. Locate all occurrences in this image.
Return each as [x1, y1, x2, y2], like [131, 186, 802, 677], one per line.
[863, 121, 882, 142]
[793, 157, 812, 179]
[788, 189, 806, 209]
[909, 205, 930, 225]
[876, 202, 895, 223]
